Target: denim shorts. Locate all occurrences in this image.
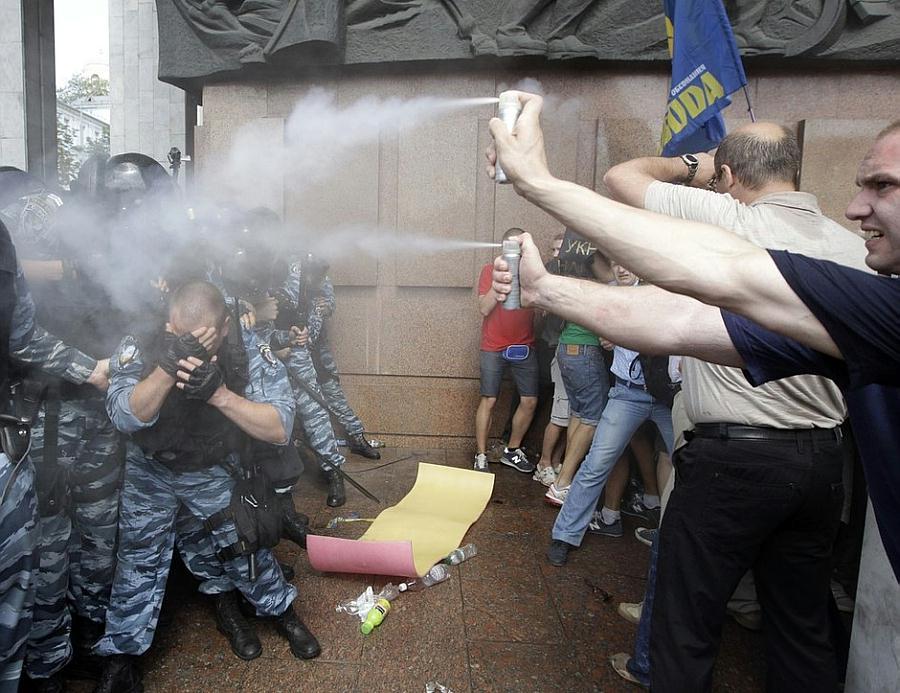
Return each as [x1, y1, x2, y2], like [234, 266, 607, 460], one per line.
[549, 355, 570, 426]
[480, 349, 539, 398]
[556, 343, 609, 426]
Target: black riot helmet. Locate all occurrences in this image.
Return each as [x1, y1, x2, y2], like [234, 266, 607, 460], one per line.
[299, 250, 329, 286]
[0, 168, 63, 257]
[72, 153, 174, 214]
[220, 208, 287, 303]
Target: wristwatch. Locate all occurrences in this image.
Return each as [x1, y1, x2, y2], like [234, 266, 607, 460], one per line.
[680, 154, 700, 184]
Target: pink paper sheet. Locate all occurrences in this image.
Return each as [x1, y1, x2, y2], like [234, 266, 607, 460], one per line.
[307, 535, 418, 577]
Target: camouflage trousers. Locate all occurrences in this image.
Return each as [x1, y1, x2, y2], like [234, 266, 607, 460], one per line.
[94, 449, 297, 656]
[24, 397, 121, 679]
[282, 347, 345, 473]
[0, 457, 38, 692]
[314, 342, 365, 437]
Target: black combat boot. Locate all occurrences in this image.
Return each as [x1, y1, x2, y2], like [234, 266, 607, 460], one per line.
[277, 492, 311, 550]
[348, 433, 380, 459]
[67, 615, 104, 680]
[214, 591, 262, 661]
[279, 562, 296, 581]
[93, 655, 142, 693]
[326, 469, 346, 507]
[28, 673, 64, 693]
[275, 606, 321, 660]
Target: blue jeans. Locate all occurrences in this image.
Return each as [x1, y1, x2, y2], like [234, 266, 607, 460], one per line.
[627, 533, 658, 687]
[552, 383, 674, 547]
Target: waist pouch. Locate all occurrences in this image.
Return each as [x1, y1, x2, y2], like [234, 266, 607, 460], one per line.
[502, 344, 530, 362]
[204, 468, 283, 563]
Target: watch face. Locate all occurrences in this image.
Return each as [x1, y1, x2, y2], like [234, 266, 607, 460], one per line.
[683, 154, 699, 166]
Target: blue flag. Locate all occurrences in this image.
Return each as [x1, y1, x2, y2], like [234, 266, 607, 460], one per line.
[660, 0, 748, 156]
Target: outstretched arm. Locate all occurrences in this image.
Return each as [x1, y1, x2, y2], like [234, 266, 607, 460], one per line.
[487, 91, 840, 359]
[490, 232, 743, 366]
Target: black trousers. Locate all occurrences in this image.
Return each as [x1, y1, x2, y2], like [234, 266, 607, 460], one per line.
[650, 432, 845, 693]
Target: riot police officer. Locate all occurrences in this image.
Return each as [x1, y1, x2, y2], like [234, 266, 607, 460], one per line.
[94, 280, 319, 692]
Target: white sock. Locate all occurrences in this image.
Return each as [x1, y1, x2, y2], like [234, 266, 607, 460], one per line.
[643, 493, 660, 510]
[601, 507, 620, 525]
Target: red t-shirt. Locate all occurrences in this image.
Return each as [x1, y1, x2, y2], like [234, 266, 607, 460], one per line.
[478, 264, 535, 351]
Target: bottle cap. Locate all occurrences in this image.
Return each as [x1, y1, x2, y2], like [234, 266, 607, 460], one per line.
[361, 622, 374, 635]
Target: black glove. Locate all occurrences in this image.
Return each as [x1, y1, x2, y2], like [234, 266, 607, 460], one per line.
[158, 333, 209, 378]
[181, 360, 225, 401]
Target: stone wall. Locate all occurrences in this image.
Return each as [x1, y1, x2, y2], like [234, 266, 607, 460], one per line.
[0, 0, 26, 169]
[194, 63, 900, 448]
[109, 0, 185, 167]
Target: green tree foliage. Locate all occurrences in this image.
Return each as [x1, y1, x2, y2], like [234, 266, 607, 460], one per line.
[56, 117, 79, 187]
[57, 73, 109, 105]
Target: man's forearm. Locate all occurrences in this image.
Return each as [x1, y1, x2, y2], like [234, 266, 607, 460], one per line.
[209, 389, 287, 444]
[522, 177, 841, 358]
[533, 275, 744, 367]
[478, 290, 498, 316]
[129, 368, 176, 422]
[524, 177, 786, 306]
[603, 157, 687, 208]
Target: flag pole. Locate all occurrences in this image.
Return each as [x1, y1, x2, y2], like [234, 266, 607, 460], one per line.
[742, 85, 757, 122]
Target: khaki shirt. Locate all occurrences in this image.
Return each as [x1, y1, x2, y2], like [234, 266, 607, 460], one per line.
[645, 183, 868, 428]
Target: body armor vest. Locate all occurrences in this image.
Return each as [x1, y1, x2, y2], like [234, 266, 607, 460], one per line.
[132, 330, 250, 473]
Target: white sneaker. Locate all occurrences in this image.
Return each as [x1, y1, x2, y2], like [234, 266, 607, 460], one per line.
[532, 465, 557, 487]
[617, 601, 643, 625]
[473, 453, 488, 472]
[544, 483, 569, 507]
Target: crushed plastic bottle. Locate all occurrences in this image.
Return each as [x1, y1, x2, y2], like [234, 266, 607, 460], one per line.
[325, 512, 377, 530]
[425, 683, 453, 693]
[442, 543, 478, 566]
[399, 564, 451, 592]
[368, 438, 386, 448]
[336, 586, 376, 621]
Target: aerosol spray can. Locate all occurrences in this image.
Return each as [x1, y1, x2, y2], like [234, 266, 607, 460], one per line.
[501, 239, 522, 310]
[494, 91, 522, 184]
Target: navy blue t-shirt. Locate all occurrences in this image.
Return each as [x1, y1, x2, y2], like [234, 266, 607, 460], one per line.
[722, 250, 900, 580]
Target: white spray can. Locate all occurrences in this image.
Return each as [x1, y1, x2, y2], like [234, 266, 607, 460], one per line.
[501, 239, 522, 310]
[494, 91, 522, 185]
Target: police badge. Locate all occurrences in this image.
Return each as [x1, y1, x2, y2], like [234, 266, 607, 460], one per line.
[259, 343, 277, 366]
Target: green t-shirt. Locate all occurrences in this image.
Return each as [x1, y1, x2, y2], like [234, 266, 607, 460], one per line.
[558, 321, 599, 346]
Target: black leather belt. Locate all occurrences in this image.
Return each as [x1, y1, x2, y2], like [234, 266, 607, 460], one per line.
[690, 423, 844, 444]
[614, 376, 646, 391]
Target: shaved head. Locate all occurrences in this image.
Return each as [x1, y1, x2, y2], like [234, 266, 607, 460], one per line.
[169, 281, 227, 334]
[714, 122, 800, 190]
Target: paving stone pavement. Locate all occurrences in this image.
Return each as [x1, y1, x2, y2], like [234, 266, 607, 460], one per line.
[66, 447, 767, 692]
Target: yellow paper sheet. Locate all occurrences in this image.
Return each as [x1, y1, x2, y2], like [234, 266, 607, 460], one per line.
[359, 463, 494, 576]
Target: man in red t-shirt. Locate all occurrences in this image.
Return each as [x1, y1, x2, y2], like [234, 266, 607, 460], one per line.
[474, 227, 538, 473]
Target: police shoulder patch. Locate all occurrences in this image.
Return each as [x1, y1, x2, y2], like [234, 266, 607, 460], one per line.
[258, 342, 277, 366]
[118, 337, 139, 367]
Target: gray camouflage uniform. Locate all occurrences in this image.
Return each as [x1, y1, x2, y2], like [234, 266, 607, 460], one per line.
[94, 327, 298, 657]
[1, 264, 98, 688]
[270, 265, 346, 473]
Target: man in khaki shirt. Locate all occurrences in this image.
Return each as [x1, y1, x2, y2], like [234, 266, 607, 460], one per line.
[600, 123, 865, 691]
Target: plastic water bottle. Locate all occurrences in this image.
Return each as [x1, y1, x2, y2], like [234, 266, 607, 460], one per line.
[442, 543, 478, 566]
[360, 598, 391, 634]
[359, 583, 400, 634]
[398, 564, 451, 592]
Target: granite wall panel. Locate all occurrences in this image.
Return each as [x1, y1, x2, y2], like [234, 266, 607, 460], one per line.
[194, 65, 900, 447]
[799, 118, 888, 234]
